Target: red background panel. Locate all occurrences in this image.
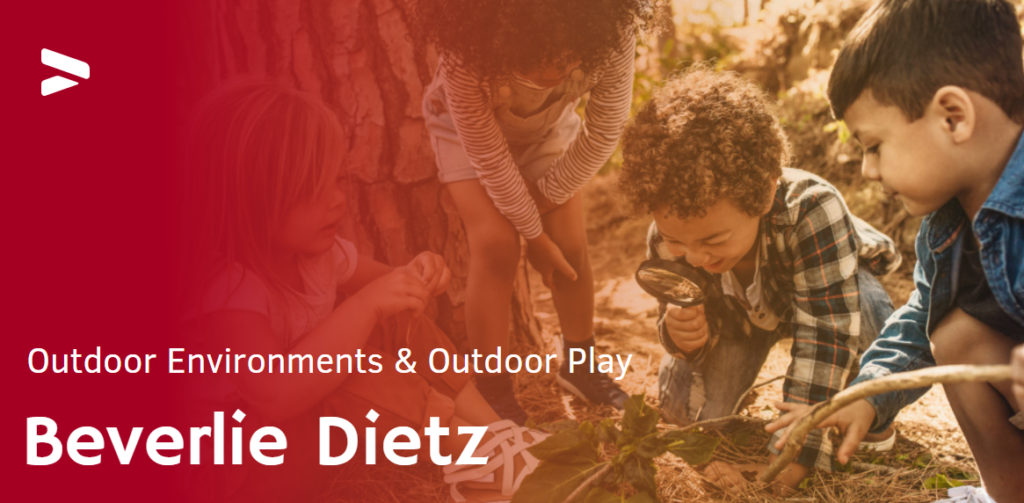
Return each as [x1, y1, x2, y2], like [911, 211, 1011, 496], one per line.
[1, 1, 180, 500]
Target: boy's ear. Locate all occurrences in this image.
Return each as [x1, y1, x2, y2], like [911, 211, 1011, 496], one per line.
[929, 86, 975, 144]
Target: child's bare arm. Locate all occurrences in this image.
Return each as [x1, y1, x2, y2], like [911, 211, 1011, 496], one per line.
[340, 251, 450, 297]
[340, 255, 394, 294]
[1013, 344, 1024, 411]
[199, 268, 430, 422]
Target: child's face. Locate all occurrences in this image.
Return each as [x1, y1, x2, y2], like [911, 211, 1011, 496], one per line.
[844, 90, 964, 217]
[652, 197, 767, 274]
[275, 177, 346, 256]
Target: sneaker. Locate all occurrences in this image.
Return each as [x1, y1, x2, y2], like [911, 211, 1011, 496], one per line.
[476, 376, 528, 426]
[934, 486, 996, 503]
[557, 363, 629, 409]
[858, 425, 896, 452]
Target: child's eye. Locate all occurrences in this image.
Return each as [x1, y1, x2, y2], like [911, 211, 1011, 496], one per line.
[865, 144, 880, 155]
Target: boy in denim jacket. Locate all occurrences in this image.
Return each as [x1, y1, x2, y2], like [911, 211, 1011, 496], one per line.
[770, 1, 1024, 500]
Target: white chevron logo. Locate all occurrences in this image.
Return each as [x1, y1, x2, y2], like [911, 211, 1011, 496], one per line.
[41, 49, 90, 96]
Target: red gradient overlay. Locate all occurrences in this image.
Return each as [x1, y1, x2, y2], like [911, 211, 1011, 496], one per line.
[2, 1, 177, 500]
[2, 2, 501, 501]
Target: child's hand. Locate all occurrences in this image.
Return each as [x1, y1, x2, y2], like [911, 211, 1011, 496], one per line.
[1012, 344, 1024, 411]
[766, 398, 877, 464]
[402, 251, 451, 297]
[526, 232, 578, 290]
[704, 461, 756, 494]
[704, 460, 804, 495]
[352, 268, 431, 318]
[665, 305, 708, 353]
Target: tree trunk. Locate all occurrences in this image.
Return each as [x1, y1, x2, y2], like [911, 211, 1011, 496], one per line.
[178, 0, 543, 351]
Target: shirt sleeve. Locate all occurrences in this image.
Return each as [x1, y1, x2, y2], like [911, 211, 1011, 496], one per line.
[185, 264, 272, 321]
[440, 62, 544, 238]
[536, 32, 635, 205]
[848, 225, 937, 433]
[767, 191, 863, 471]
[333, 236, 359, 287]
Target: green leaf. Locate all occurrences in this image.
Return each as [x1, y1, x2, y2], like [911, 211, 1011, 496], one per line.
[583, 487, 620, 503]
[914, 453, 933, 469]
[923, 474, 964, 490]
[798, 477, 812, 490]
[833, 459, 856, 473]
[623, 454, 658, 497]
[537, 419, 580, 434]
[626, 492, 656, 503]
[945, 467, 977, 480]
[731, 430, 750, 447]
[635, 433, 668, 459]
[579, 421, 597, 444]
[661, 431, 721, 466]
[512, 460, 608, 503]
[583, 487, 657, 503]
[528, 429, 597, 463]
[597, 418, 620, 445]
[622, 395, 659, 439]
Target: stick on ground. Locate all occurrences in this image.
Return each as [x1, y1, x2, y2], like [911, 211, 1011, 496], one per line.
[760, 364, 1011, 483]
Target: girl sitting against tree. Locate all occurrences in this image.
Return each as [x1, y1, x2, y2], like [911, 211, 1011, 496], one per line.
[179, 80, 547, 503]
[414, 0, 654, 423]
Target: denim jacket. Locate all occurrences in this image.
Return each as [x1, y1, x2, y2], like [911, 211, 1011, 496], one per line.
[850, 131, 1024, 433]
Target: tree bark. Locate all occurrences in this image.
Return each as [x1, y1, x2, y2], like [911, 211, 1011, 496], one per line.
[178, 0, 543, 351]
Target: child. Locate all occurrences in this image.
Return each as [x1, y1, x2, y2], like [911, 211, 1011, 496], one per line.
[768, 0, 1024, 501]
[413, 0, 655, 421]
[1015, 345, 1024, 421]
[616, 67, 902, 490]
[179, 80, 547, 502]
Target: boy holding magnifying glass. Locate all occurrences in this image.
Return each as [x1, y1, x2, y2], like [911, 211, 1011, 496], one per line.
[618, 67, 902, 490]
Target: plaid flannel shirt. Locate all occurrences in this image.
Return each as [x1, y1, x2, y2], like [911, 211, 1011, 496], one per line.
[649, 168, 901, 471]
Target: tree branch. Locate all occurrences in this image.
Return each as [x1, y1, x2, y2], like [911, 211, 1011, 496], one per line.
[759, 364, 1011, 483]
[684, 415, 769, 432]
[562, 462, 613, 503]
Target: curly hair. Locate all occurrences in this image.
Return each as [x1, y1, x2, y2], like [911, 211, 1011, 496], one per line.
[618, 67, 790, 219]
[413, 0, 655, 79]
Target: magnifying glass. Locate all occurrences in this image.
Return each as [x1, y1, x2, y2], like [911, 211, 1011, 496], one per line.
[635, 258, 709, 307]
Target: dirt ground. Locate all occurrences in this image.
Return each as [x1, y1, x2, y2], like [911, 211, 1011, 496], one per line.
[517, 173, 981, 502]
[318, 174, 984, 503]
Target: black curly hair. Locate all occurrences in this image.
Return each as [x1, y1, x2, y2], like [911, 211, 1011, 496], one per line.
[414, 0, 656, 79]
[618, 67, 790, 219]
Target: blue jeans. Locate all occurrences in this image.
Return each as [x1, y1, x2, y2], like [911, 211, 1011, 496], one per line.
[658, 268, 895, 425]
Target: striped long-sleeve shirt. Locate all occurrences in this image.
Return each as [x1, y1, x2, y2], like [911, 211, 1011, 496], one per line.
[439, 33, 635, 239]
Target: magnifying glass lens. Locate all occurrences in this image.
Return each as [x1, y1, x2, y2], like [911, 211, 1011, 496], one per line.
[637, 268, 701, 303]
[634, 259, 708, 307]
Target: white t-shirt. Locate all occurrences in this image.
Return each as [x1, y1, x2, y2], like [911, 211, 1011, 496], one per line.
[181, 237, 358, 405]
[719, 245, 781, 332]
[188, 236, 359, 349]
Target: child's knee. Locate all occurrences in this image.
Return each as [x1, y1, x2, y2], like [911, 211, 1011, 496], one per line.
[549, 232, 589, 270]
[930, 308, 1003, 365]
[469, 226, 521, 276]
